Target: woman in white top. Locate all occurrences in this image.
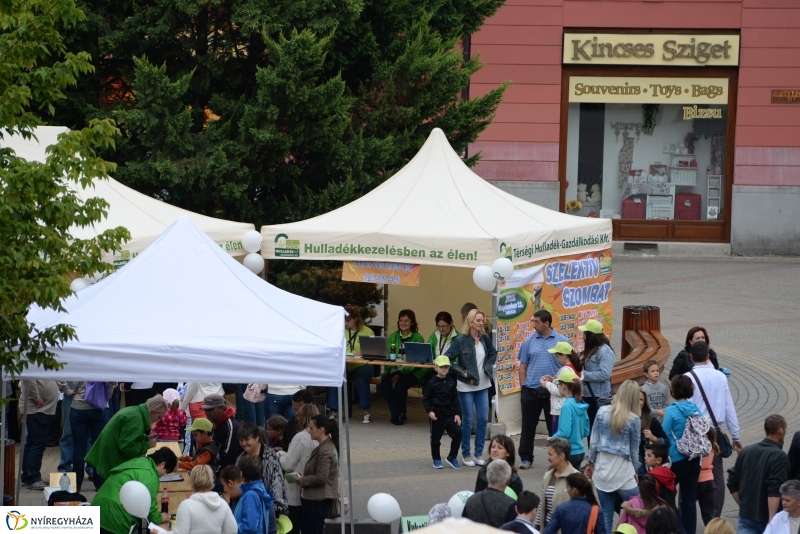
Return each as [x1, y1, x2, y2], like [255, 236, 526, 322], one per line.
[279, 404, 319, 534]
[444, 309, 498, 467]
[181, 383, 224, 421]
[585, 380, 642, 534]
[167, 465, 237, 534]
[763, 480, 800, 534]
[427, 312, 458, 358]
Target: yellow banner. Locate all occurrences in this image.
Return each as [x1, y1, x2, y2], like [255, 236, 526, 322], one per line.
[563, 33, 740, 66]
[569, 76, 729, 104]
[342, 261, 421, 286]
[495, 249, 613, 395]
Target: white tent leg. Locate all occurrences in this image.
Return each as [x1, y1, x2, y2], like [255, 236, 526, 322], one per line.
[15, 381, 28, 504]
[343, 383, 355, 534]
[338, 385, 345, 534]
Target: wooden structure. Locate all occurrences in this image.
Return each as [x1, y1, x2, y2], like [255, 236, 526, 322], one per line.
[611, 306, 670, 390]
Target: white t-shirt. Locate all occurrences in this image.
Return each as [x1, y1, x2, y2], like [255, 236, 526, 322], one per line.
[592, 451, 637, 493]
[789, 516, 800, 534]
[457, 340, 492, 392]
[131, 382, 154, 390]
[268, 385, 303, 397]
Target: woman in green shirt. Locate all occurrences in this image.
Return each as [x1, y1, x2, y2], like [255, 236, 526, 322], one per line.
[381, 309, 427, 425]
[427, 311, 458, 358]
[328, 306, 377, 424]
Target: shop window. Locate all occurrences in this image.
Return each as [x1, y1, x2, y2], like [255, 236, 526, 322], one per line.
[564, 77, 728, 223]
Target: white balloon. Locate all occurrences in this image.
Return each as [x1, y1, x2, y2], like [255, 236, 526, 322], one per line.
[119, 480, 151, 518]
[472, 265, 495, 292]
[492, 257, 514, 282]
[367, 493, 402, 523]
[447, 491, 473, 518]
[69, 278, 92, 292]
[242, 230, 264, 253]
[243, 252, 265, 274]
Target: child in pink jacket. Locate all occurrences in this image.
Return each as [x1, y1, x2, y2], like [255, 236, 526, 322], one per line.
[620, 474, 669, 534]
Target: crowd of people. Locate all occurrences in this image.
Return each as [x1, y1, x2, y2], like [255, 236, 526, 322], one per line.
[15, 306, 800, 534]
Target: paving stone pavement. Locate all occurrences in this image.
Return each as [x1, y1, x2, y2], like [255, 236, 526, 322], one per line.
[12, 255, 800, 533]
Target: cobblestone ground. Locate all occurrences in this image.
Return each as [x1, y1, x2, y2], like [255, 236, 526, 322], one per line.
[14, 255, 800, 533]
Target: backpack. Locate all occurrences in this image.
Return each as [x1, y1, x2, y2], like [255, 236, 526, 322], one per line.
[674, 413, 711, 460]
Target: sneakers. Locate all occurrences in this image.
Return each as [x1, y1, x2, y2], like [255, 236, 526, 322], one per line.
[433, 460, 444, 469]
[327, 410, 338, 421]
[27, 480, 46, 490]
[519, 460, 532, 470]
[462, 457, 476, 467]
[474, 457, 486, 466]
[444, 457, 461, 469]
[362, 414, 371, 424]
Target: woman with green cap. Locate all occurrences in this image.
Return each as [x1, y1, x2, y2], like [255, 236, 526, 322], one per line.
[579, 319, 616, 433]
[540, 341, 583, 435]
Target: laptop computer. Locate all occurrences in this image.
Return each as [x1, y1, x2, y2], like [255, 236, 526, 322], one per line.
[359, 336, 389, 360]
[404, 342, 434, 364]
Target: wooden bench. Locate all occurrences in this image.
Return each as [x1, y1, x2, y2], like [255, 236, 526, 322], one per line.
[610, 330, 670, 392]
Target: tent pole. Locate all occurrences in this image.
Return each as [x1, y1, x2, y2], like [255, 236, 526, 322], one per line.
[383, 284, 388, 335]
[338, 385, 345, 534]
[0, 374, 6, 502]
[343, 382, 355, 534]
[16, 381, 28, 504]
[491, 282, 499, 425]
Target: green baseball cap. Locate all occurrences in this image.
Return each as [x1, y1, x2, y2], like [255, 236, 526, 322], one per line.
[547, 341, 574, 355]
[555, 367, 580, 385]
[613, 525, 638, 534]
[277, 515, 293, 534]
[434, 355, 451, 367]
[578, 319, 604, 334]
[186, 418, 213, 433]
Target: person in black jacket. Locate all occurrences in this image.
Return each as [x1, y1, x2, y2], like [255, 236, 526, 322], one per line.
[422, 356, 462, 470]
[501, 491, 541, 534]
[668, 326, 720, 380]
[788, 430, 800, 480]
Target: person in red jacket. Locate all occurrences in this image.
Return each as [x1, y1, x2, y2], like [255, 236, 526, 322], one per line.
[203, 395, 243, 473]
[644, 442, 677, 519]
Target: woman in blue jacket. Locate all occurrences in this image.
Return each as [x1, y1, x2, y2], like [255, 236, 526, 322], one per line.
[445, 309, 497, 467]
[661, 375, 704, 534]
[579, 320, 616, 433]
[550, 368, 590, 468]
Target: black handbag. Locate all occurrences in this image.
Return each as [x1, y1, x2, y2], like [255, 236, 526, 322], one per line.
[690, 370, 733, 458]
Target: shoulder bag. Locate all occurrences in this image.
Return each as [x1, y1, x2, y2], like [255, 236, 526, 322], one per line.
[243, 383, 268, 403]
[689, 370, 733, 458]
[84, 382, 109, 411]
[586, 505, 599, 534]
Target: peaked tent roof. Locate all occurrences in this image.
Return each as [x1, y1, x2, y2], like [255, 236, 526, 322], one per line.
[260, 128, 611, 268]
[1, 126, 254, 263]
[23, 217, 346, 385]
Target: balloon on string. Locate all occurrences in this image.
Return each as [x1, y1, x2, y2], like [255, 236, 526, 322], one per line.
[242, 230, 264, 253]
[472, 266, 495, 292]
[447, 490, 473, 518]
[243, 253, 265, 274]
[367, 493, 402, 523]
[119, 480, 151, 518]
[491, 257, 514, 282]
[504, 486, 518, 500]
[69, 277, 92, 292]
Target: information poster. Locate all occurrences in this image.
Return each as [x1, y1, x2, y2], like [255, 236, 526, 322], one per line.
[341, 261, 420, 286]
[494, 249, 613, 395]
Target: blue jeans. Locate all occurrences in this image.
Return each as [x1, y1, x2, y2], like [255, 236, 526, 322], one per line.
[235, 384, 247, 422]
[300, 498, 332, 534]
[71, 407, 109, 491]
[58, 395, 73, 471]
[22, 412, 52, 484]
[328, 366, 373, 412]
[671, 457, 701, 534]
[458, 388, 489, 459]
[265, 394, 296, 420]
[737, 518, 767, 534]
[109, 387, 121, 415]
[598, 486, 640, 534]
[240, 397, 266, 429]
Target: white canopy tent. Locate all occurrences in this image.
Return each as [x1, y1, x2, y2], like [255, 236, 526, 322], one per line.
[23, 216, 346, 383]
[260, 127, 612, 268]
[1, 126, 255, 265]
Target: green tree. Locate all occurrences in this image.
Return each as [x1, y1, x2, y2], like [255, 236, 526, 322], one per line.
[53, 0, 507, 306]
[0, 0, 129, 374]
